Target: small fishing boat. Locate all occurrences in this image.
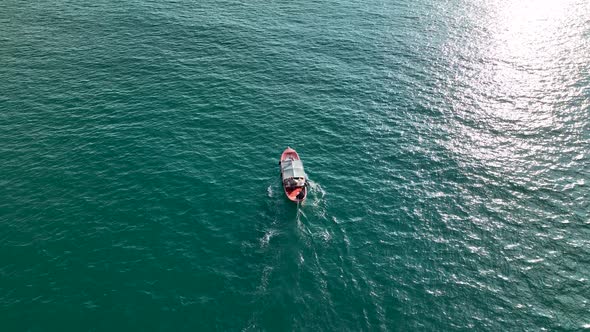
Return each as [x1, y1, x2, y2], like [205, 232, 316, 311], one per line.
[279, 147, 307, 202]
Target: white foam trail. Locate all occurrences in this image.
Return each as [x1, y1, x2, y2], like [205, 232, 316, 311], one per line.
[260, 229, 278, 247]
[296, 206, 312, 237]
[304, 179, 328, 220]
[257, 265, 273, 293]
[267, 185, 273, 197]
[307, 180, 326, 198]
[321, 229, 331, 242]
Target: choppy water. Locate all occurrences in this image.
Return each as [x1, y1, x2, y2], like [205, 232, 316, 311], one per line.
[1, 0, 589, 330]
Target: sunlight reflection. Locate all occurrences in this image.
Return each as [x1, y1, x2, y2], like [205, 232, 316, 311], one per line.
[491, 0, 573, 60]
[442, 0, 587, 167]
[482, 0, 580, 124]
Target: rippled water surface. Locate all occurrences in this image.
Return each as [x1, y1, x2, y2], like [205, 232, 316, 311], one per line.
[1, 0, 589, 330]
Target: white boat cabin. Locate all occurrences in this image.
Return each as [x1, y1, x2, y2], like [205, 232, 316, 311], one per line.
[281, 159, 306, 188]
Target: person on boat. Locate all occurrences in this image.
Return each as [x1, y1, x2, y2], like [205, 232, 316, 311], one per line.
[284, 178, 295, 189]
[294, 178, 305, 188]
[296, 190, 305, 200]
[285, 177, 305, 189]
[294, 178, 302, 187]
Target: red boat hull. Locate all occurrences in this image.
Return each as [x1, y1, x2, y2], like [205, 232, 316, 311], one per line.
[279, 147, 307, 202]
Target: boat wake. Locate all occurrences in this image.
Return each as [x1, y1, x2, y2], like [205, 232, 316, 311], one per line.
[303, 179, 328, 220]
[266, 185, 273, 198]
[260, 228, 278, 248]
[263, 177, 330, 248]
[295, 204, 308, 234]
[293, 179, 334, 249]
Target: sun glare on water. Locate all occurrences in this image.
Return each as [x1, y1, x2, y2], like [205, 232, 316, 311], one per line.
[443, 0, 587, 167]
[492, 0, 575, 58]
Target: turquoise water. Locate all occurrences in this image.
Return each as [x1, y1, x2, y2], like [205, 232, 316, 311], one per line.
[1, 0, 589, 330]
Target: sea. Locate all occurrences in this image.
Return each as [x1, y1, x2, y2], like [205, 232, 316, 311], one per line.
[1, 0, 589, 330]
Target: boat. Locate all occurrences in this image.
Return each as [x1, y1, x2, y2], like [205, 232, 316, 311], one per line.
[279, 147, 307, 202]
